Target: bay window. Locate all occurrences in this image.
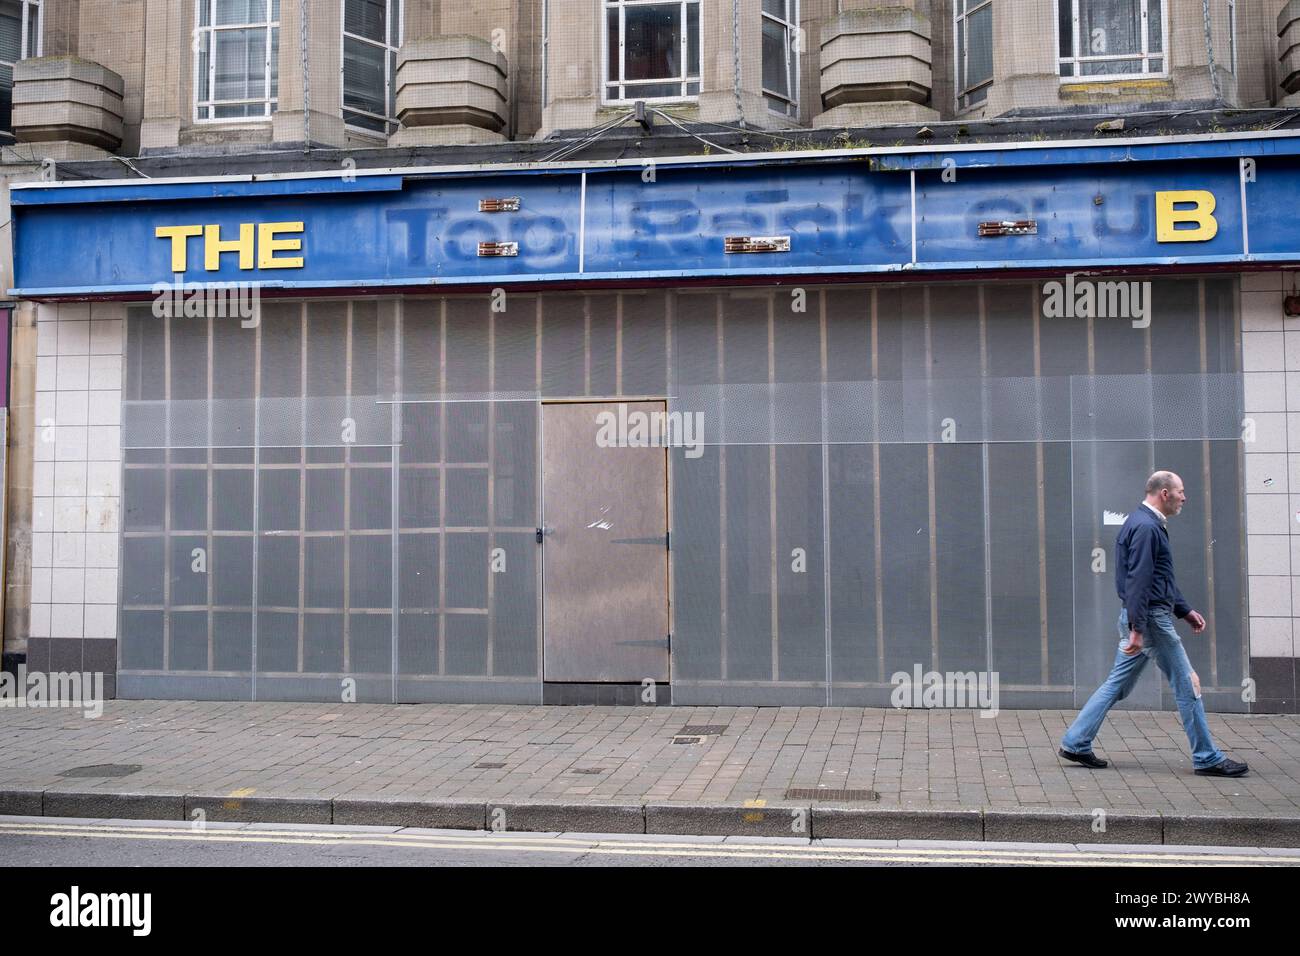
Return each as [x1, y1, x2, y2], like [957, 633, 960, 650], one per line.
[762, 0, 798, 116]
[604, 0, 700, 103]
[0, 0, 40, 130]
[343, 0, 402, 134]
[955, 0, 992, 109]
[1057, 0, 1166, 78]
[194, 0, 279, 121]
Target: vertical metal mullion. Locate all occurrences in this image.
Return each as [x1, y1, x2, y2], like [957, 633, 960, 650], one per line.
[206, 312, 215, 670]
[391, 298, 402, 701]
[438, 300, 447, 676]
[263, 5, 271, 111]
[679, 0, 687, 94]
[297, 304, 307, 674]
[162, 310, 172, 672]
[1198, 279, 1218, 688]
[251, 302, 263, 700]
[664, 290, 674, 692]
[789, 12, 796, 110]
[534, 297, 543, 697]
[785, 12, 794, 108]
[767, 293, 778, 683]
[1073, 0, 1080, 64]
[925, 287, 938, 672]
[871, 289, 884, 683]
[979, 285, 992, 676]
[820, 290, 832, 704]
[1142, 0, 1149, 60]
[619, 3, 626, 99]
[487, 300, 496, 677]
[958, 6, 966, 96]
[1033, 284, 1049, 686]
[208, 15, 217, 117]
[717, 295, 728, 681]
[342, 301, 354, 673]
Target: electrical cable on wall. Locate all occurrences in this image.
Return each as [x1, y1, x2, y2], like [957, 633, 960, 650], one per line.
[1203, 0, 1223, 105]
[300, 0, 310, 148]
[732, 0, 745, 129]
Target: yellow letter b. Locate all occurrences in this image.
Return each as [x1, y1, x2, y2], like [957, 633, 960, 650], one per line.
[1156, 190, 1218, 243]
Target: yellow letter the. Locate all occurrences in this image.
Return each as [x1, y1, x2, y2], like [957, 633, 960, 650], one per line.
[204, 223, 256, 271]
[1156, 190, 1218, 243]
[155, 224, 203, 272]
[258, 222, 305, 269]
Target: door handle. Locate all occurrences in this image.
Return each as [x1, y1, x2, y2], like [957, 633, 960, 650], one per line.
[536, 526, 554, 543]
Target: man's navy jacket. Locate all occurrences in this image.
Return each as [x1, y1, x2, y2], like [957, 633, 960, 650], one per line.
[1114, 503, 1192, 634]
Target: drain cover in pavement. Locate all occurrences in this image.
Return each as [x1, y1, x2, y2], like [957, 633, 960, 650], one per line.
[678, 724, 728, 736]
[569, 767, 605, 774]
[785, 788, 880, 802]
[672, 735, 705, 745]
[59, 764, 142, 778]
[474, 762, 507, 769]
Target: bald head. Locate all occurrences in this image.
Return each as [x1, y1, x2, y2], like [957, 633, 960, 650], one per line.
[1144, 471, 1186, 517]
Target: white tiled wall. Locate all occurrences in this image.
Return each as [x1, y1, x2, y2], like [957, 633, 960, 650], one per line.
[1242, 270, 1300, 659]
[31, 302, 123, 643]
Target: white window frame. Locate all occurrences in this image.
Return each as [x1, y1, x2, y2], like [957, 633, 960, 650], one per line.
[0, 0, 42, 131]
[602, 0, 702, 105]
[341, 0, 403, 135]
[1055, 0, 1168, 82]
[192, 0, 279, 124]
[954, 0, 993, 110]
[761, 0, 799, 117]
[1, 1, 43, 75]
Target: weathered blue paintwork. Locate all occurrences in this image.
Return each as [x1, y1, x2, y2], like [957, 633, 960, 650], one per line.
[11, 133, 1300, 297]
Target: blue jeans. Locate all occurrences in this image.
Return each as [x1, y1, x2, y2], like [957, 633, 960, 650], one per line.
[1061, 607, 1225, 770]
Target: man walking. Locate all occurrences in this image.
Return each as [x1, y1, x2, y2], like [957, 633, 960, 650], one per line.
[1059, 471, 1248, 777]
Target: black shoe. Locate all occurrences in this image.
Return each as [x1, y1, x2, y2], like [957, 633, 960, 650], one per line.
[1059, 748, 1108, 769]
[1194, 757, 1249, 777]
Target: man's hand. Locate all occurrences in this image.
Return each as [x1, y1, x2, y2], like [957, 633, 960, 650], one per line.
[1123, 629, 1143, 655]
[1185, 610, 1206, 633]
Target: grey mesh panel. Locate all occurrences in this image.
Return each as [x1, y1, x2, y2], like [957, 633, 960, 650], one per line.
[827, 444, 877, 687]
[774, 443, 824, 682]
[668, 448, 722, 681]
[541, 294, 586, 396]
[116, 280, 1246, 711]
[588, 293, 618, 396]
[621, 292, 669, 396]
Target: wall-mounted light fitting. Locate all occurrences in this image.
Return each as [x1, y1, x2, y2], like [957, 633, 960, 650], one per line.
[478, 241, 518, 257]
[725, 235, 791, 253]
[979, 220, 1038, 237]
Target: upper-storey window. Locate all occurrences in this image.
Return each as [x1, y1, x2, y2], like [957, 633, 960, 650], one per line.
[762, 0, 798, 116]
[1057, 0, 1165, 78]
[194, 0, 279, 121]
[604, 0, 700, 103]
[955, 0, 992, 108]
[0, 0, 41, 130]
[343, 0, 402, 134]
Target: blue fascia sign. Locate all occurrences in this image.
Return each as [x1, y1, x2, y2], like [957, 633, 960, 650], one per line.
[10, 132, 1300, 298]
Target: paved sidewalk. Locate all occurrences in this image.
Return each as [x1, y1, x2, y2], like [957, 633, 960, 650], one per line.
[3, 701, 1299, 845]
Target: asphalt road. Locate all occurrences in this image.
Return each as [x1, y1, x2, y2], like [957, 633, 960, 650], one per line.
[3, 817, 1300, 867]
